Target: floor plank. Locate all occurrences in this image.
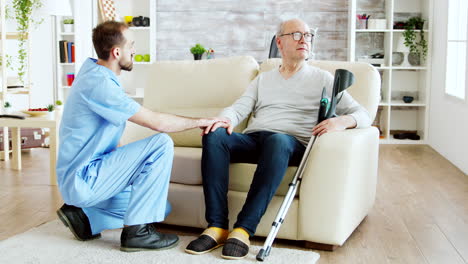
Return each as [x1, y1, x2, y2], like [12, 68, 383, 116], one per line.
[0, 146, 467, 264]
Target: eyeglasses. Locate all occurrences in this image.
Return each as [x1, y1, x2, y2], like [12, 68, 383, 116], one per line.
[279, 32, 314, 42]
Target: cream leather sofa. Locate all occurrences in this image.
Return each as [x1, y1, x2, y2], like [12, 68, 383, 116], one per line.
[121, 56, 380, 249]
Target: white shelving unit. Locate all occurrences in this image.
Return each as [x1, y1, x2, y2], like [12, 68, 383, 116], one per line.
[54, 4, 75, 105]
[1, 0, 33, 159]
[348, 0, 433, 144]
[54, 0, 97, 105]
[109, 0, 156, 104]
[89, 0, 156, 104]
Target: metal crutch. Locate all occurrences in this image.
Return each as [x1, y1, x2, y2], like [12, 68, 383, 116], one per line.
[256, 134, 318, 261]
[256, 69, 355, 261]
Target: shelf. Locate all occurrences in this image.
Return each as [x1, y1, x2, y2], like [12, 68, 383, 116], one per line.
[0, 32, 29, 40]
[392, 29, 429, 33]
[392, 66, 427, 70]
[128, 26, 150, 30]
[356, 29, 392, 32]
[0, 88, 30, 95]
[380, 138, 425, 145]
[60, 32, 75, 36]
[62, 86, 72, 89]
[350, 0, 432, 144]
[60, 63, 75, 66]
[390, 100, 426, 106]
[355, 29, 429, 33]
[134, 61, 152, 65]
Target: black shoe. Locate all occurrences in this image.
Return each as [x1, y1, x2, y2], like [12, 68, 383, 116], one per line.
[120, 224, 179, 252]
[57, 204, 101, 241]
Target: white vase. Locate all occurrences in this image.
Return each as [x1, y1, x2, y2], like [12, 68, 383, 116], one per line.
[63, 24, 73, 33]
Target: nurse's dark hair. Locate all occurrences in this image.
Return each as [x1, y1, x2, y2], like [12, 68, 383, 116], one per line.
[92, 21, 129, 60]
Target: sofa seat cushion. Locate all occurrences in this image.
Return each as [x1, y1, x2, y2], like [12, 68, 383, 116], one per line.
[171, 147, 300, 196]
[164, 108, 248, 147]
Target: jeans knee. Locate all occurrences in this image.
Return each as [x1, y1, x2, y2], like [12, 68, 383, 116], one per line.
[264, 134, 295, 153]
[202, 128, 229, 146]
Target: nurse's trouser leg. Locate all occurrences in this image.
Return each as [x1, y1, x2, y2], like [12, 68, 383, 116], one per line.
[81, 133, 174, 234]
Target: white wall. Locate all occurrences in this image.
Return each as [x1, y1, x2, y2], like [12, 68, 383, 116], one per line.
[29, 17, 54, 108]
[429, 0, 468, 174]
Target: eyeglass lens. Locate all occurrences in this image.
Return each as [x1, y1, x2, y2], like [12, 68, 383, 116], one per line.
[293, 32, 312, 41]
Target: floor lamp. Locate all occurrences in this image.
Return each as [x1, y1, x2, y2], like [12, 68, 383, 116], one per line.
[38, 0, 72, 105]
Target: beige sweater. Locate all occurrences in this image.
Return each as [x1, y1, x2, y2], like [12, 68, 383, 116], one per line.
[220, 64, 371, 145]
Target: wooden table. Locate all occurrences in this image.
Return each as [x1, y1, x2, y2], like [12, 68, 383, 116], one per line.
[0, 114, 59, 185]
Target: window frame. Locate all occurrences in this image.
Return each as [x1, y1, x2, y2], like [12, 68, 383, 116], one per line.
[445, 0, 468, 101]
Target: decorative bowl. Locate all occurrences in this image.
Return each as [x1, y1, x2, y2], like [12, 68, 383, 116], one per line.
[21, 110, 48, 117]
[402, 96, 414, 103]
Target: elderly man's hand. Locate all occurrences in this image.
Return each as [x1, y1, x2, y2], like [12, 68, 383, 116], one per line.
[201, 118, 233, 135]
[312, 115, 357, 136]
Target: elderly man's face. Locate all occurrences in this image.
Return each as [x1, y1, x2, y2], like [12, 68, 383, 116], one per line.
[277, 20, 312, 61]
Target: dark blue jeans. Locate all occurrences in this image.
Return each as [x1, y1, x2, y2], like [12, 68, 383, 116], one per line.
[201, 128, 306, 236]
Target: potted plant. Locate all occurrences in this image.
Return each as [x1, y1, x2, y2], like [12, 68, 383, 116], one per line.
[55, 100, 63, 112]
[46, 104, 55, 119]
[11, 0, 43, 84]
[3, 101, 12, 114]
[63, 18, 74, 33]
[190, 44, 206, 60]
[402, 17, 428, 65]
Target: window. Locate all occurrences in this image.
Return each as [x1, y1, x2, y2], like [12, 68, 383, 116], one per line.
[446, 0, 468, 99]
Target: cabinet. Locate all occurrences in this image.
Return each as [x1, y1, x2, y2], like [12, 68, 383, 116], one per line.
[348, 0, 432, 144]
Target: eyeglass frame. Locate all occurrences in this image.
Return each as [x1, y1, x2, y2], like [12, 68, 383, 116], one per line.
[279, 31, 314, 42]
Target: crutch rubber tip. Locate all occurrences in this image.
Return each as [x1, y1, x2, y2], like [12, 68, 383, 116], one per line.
[256, 249, 266, 261]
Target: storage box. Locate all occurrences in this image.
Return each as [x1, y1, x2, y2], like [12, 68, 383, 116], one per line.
[367, 19, 387, 29]
[0, 128, 46, 151]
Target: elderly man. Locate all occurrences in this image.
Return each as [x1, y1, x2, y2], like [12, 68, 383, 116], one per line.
[56, 21, 227, 252]
[185, 18, 371, 259]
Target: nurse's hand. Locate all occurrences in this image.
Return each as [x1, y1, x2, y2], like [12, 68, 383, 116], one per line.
[201, 118, 233, 135]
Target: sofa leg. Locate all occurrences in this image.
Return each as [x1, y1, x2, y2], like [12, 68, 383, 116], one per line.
[303, 241, 338, 251]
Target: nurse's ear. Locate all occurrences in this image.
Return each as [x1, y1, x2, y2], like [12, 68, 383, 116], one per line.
[111, 46, 121, 60]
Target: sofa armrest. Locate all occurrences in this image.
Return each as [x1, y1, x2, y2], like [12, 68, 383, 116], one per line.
[297, 127, 379, 245]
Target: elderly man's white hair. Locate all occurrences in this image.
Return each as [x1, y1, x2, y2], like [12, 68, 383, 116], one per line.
[276, 18, 309, 37]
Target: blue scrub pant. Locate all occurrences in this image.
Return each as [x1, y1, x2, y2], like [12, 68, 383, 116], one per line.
[202, 129, 305, 236]
[78, 133, 173, 235]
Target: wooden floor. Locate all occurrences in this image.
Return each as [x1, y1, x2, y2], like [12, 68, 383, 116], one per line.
[1, 145, 467, 264]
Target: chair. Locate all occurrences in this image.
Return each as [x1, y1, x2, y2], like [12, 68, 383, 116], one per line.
[268, 35, 281, 58]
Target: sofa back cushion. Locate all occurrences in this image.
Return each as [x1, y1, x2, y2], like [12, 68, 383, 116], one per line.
[259, 59, 381, 121]
[144, 56, 259, 147]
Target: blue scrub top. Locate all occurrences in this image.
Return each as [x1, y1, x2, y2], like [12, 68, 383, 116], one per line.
[57, 58, 141, 204]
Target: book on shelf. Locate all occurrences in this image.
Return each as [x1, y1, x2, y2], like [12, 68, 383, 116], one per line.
[58, 40, 75, 63]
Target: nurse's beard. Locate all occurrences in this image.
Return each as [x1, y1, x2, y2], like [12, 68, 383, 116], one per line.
[120, 61, 133, 72]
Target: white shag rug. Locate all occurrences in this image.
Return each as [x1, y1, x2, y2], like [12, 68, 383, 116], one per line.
[0, 220, 319, 264]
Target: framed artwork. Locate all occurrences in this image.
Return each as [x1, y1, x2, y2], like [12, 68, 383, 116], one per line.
[98, 0, 116, 21]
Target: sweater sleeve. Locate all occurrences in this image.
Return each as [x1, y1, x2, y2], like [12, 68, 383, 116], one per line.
[219, 75, 259, 127]
[335, 90, 372, 128]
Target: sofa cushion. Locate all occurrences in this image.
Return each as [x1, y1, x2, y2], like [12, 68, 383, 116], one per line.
[144, 56, 258, 147]
[171, 147, 300, 196]
[259, 59, 381, 121]
[164, 108, 248, 147]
